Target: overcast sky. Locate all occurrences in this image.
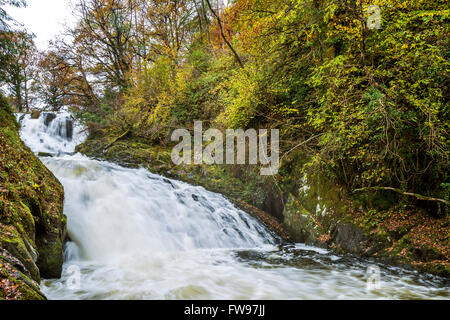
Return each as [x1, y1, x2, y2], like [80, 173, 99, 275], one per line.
[5, 0, 77, 50]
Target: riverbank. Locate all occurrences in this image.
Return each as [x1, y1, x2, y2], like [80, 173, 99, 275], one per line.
[76, 132, 449, 278]
[0, 97, 66, 300]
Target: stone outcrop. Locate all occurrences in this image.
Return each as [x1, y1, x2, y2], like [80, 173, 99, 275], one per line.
[282, 172, 449, 277]
[0, 95, 66, 300]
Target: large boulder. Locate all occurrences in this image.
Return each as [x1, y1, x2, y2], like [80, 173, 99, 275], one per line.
[30, 110, 41, 119]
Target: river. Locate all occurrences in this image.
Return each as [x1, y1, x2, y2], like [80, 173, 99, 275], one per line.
[16, 112, 449, 300]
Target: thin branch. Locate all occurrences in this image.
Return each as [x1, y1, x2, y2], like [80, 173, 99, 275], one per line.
[103, 129, 131, 154]
[205, 0, 244, 68]
[280, 133, 324, 163]
[353, 187, 449, 205]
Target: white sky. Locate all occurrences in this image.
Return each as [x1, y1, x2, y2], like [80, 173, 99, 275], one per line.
[5, 0, 77, 50]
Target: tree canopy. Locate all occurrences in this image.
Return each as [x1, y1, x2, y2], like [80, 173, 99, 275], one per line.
[1, 0, 449, 210]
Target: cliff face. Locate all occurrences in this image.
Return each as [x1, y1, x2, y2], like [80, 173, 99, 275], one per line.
[0, 95, 66, 300]
[282, 172, 450, 278]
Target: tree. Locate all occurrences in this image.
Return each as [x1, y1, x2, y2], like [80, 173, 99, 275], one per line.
[0, 31, 36, 111]
[35, 51, 76, 111]
[205, 0, 243, 67]
[74, 0, 136, 91]
[0, 1, 36, 112]
[137, 0, 196, 64]
[0, 0, 26, 31]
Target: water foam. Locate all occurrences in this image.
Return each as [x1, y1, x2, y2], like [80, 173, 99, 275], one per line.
[15, 112, 449, 300]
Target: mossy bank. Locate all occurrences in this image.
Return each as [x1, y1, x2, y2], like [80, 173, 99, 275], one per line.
[77, 131, 449, 279]
[0, 95, 66, 300]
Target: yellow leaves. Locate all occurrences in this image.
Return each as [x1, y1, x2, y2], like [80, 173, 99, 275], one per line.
[324, 3, 338, 23]
[306, 30, 316, 43]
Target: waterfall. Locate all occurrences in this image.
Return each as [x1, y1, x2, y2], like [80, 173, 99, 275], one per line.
[15, 112, 449, 300]
[16, 112, 87, 155]
[46, 156, 276, 258]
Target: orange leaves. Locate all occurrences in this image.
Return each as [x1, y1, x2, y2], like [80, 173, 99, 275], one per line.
[0, 277, 21, 300]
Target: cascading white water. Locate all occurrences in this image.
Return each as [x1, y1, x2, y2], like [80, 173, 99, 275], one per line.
[16, 113, 449, 300]
[16, 112, 87, 155]
[47, 155, 276, 257]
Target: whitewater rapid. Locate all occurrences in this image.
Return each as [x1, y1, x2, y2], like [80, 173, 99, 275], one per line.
[16, 112, 449, 299]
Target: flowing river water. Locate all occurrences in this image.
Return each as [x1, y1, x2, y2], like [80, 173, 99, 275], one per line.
[16, 112, 449, 300]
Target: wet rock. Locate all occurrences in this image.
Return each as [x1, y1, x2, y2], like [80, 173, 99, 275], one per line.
[38, 152, 53, 157]
[330, 223, 392, 257]
[30, 110, 41, 119]
[44, 113, 56, 126]
[163, 178, 175, 189]
[36, 233, 65, 279]
[234, 199, 293, 243]
[18, 114, 26, 123]
[283, 209, 322, 245]
[331, 223, 369, 255]
[262, 186, 285, 222]
[55, 119, 73, 140]
[282, 188, 327, 246]
[66, 119, 73, 140]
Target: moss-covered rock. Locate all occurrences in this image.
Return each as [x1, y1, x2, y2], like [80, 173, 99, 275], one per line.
[283, 170, 449, 277]
[0, 248, 45, 300]
[30, 110, 40, 119]
[283, 201, 323, 245]
[0, 94, 66, 300]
